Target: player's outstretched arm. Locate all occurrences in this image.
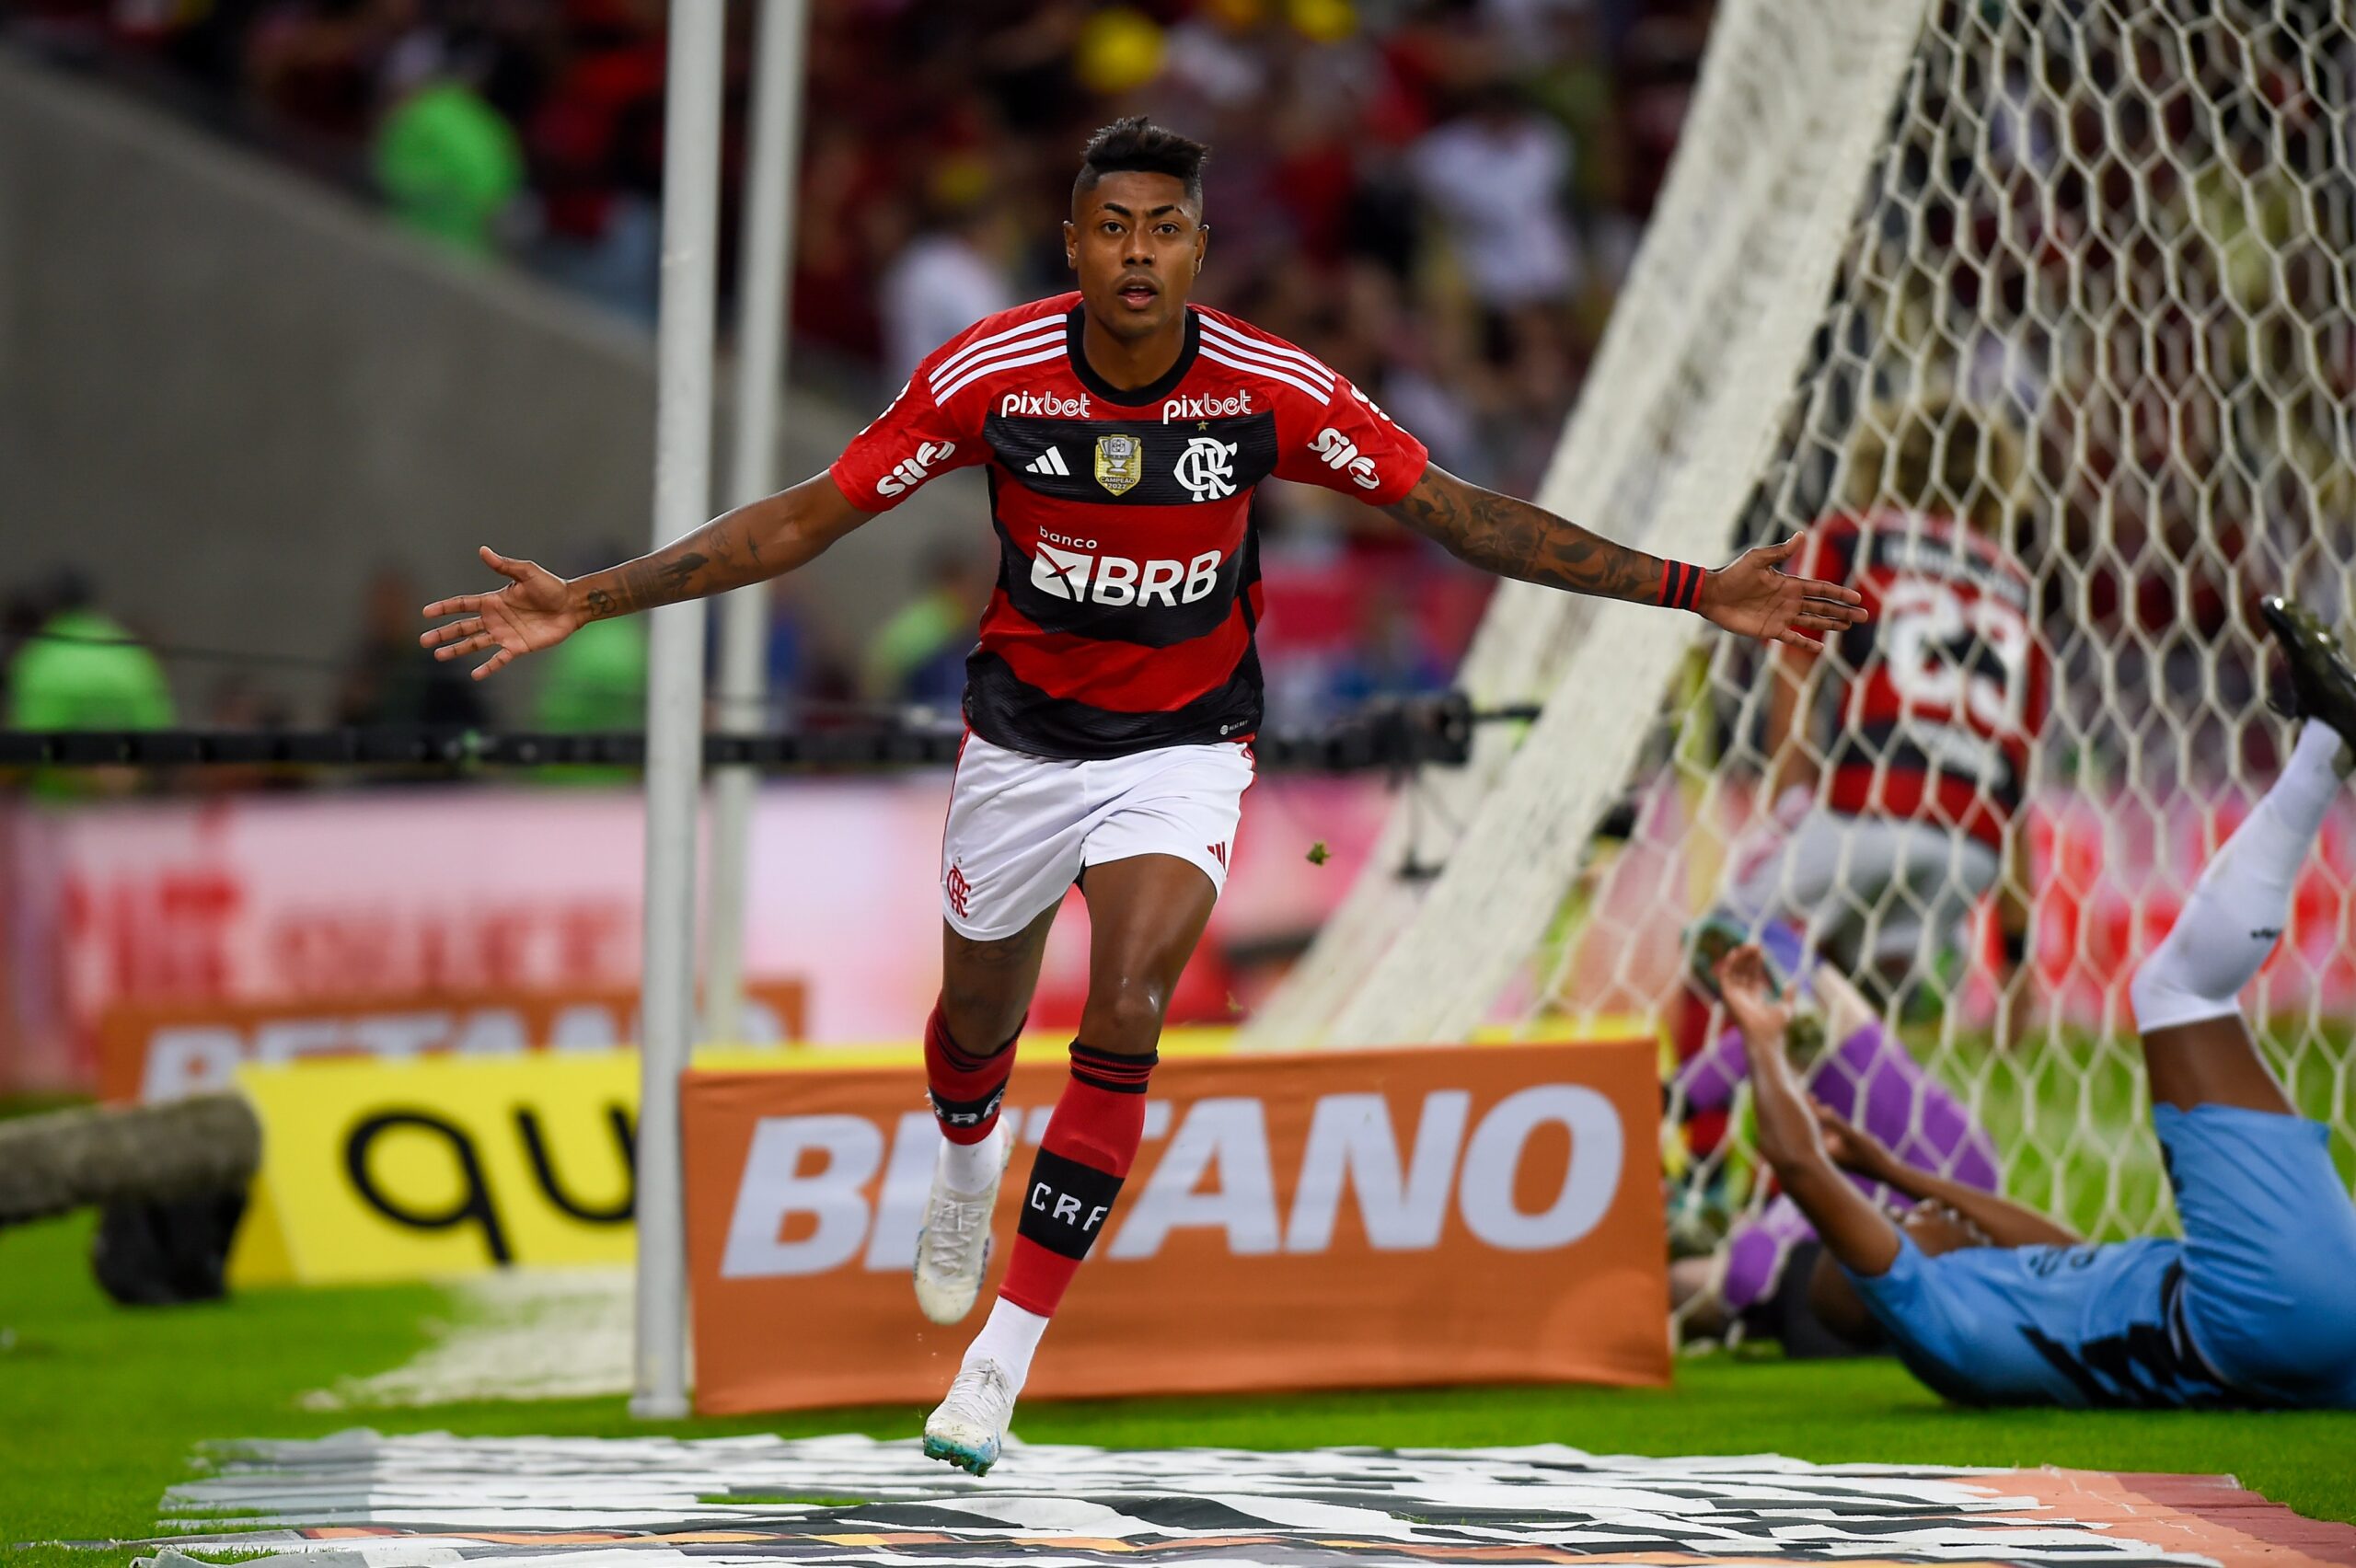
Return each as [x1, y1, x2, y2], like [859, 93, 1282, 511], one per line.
[1715, 944, 1902, 1276]
[1381, 466, 1866, 651]
[1810, 1099, 2080, 1248]
[420, 472, 873, 679]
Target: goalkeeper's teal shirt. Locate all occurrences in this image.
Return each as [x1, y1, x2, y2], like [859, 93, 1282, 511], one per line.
[1844, 1104, 2356, 1410]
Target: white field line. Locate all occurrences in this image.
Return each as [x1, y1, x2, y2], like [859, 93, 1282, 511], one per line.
[304, 1269, 636, 1410]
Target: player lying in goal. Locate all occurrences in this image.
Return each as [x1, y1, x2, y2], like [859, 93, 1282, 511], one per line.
[420, 117, 1866, 1472]
[1713, 597, 2356, 1409]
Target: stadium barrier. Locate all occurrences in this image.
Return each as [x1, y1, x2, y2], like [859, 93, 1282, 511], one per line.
[3, 773, 1394, 1091]
[98, 982, 808, 1103]
[682, 1035, 1669, 1413]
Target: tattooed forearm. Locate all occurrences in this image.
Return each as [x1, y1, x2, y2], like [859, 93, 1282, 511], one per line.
[1384, 466, 1660, 602]
[565, 470, 876, 623]
[579, 524, 747, 619]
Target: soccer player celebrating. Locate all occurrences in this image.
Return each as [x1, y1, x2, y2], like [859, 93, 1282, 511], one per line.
[1712, 598, 2356, 1408]
[420, 118, 1866, 1470]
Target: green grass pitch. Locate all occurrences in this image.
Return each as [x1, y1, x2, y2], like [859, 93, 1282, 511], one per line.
[4, 1210, 2351, 1568]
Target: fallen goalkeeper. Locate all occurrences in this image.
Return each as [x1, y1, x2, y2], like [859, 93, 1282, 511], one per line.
[1710, 596, 2356, 1409]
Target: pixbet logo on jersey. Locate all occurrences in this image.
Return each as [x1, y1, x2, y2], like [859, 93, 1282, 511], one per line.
[1032, 539, 1224, 606]
[1162, 390, 1253, 422]
[874, 440, 954, 497]
[1000, 390, 1092, 419]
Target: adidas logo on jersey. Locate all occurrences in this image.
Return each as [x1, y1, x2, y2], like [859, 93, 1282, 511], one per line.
[1000, 389, 1091, 419]
[1033, 542, 1223, 607]
[1162, 390, 1253, 422]
[1023, 448, 1072, 477]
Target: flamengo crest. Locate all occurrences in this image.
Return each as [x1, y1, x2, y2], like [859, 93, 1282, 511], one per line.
[1174, 437, 1240, 501]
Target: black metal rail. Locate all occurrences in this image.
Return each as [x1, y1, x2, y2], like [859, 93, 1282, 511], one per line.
[0, 694, 1539, 774]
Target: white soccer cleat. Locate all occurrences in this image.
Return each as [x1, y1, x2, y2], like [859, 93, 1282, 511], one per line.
[912, 1123, 1011, 1325]
[922, 1358, 1017, 1476]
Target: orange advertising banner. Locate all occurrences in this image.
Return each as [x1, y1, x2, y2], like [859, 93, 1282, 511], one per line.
[684, 1037, 1669, 1414]
[98, 981, 808, 1102]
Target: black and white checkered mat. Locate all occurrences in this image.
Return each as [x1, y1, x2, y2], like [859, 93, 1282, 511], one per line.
[141, 1432, 2234, 1566]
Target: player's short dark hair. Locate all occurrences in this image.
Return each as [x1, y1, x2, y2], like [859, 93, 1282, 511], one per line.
[1074, 117, 1209, 207]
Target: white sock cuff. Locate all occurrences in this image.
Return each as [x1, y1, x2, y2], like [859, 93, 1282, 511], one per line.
[2128, 949, 2245, 1034]
[2128, 728, 2344, 1034]
[939, 1123, 1005, 1193]
[963, 1296, 1051, 1392]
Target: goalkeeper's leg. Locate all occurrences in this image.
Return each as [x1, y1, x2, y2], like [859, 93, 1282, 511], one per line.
[2129, 598, 2356, 1407]
[2129, 600, 2353, 1113]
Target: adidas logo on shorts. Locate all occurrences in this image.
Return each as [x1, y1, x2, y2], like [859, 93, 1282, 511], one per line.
[1024, 448, 1071, 477]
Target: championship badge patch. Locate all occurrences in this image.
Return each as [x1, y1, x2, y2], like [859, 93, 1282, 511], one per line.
[1093, 432, 1142, 496]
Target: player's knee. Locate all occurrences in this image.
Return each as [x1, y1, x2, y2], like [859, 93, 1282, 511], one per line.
[937, 981, 1025, 1055]
[1079, 979, 1169, 1055]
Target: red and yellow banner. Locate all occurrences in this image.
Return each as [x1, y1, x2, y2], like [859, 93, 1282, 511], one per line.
[684, 1037, 1669, 1413]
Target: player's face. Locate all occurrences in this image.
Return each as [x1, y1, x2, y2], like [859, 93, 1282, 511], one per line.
[1900, 1199, 1992, 1257]
[1065, 171, 1207, 343]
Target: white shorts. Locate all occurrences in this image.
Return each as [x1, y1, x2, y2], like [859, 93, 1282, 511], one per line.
[1724, 808, 2001, 977]
[940, 733, 1255, 940]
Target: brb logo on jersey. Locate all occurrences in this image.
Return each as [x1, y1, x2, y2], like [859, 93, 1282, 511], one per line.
[1033, 536, 1224, 607]
[1311, 428, 1380, 490]
[875, 439, 954, 497]
[1000, 389, 1091, 418]
[1173, 437, 1241, 501]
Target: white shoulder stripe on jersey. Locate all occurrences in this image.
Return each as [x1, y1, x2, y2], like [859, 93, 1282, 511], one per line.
[934, 341, 1070, 404]
[930, 313, 1066, 389]
[1196, 317, 1334, 386]
[1195, 332, 1336, 395]
[929, 326, 1065, 397]
[932, 329, 1064, 398]
[1197, 344, 1330, 402]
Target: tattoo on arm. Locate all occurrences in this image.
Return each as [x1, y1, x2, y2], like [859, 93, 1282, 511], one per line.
[586, 525, 739, 617]
[1384, 466, 1660, 602]
[658, 551, 710, 589]
[568, 474, 859, 622]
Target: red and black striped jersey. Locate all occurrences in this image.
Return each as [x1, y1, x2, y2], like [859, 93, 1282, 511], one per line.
[829, 293, 1430, 759]
[1805, 510, 2051, 849]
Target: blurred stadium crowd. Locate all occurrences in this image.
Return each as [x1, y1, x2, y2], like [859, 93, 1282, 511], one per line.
[1, 0, 1712, 761]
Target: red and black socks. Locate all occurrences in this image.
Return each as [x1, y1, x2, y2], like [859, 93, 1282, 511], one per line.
[996, 1043, 1155, 1319]
[925, 1004, 1017, 1145]
[926, 1005, 1020, 1192]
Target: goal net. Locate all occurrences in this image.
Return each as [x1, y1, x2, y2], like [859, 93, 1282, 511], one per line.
[1254, 0, 2356, 1325]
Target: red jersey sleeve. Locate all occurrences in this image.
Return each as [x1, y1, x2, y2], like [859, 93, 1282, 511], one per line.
[1273, 375, 1430, 506]
[827, 347, 989, 513]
